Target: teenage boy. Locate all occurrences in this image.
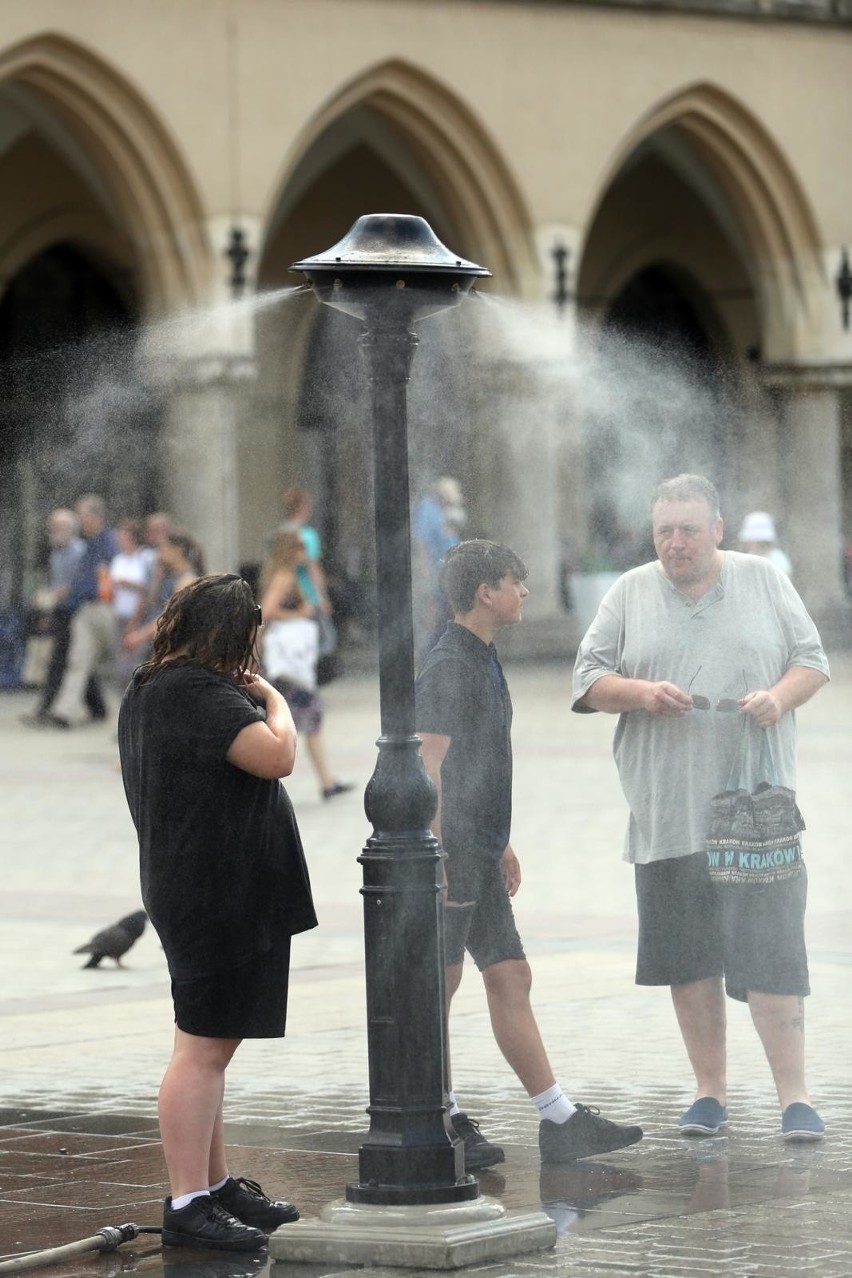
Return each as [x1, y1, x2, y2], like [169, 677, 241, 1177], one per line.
[415, 539, 643, 1169]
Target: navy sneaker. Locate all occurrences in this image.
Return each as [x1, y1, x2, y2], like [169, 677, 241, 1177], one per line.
[677, 1098, 728, 1136]
[781, 1103, 825, 1143]
[212, 1176, 299, 1231]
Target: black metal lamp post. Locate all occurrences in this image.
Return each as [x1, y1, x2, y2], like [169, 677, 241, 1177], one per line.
[837, 247, 852, 332]
[226, 226, 251, 298]
[551, 242, 572, 315]
[292, 215, 490, 1207]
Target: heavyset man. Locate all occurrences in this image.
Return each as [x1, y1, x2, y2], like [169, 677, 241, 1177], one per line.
[572, 474, 829, 1141]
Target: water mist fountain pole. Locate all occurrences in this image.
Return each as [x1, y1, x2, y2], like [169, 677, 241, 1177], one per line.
[290, 215, 489, 1207]
[273, 216, 555, 1266]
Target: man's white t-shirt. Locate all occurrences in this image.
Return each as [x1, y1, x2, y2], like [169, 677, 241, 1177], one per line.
[571, 552, 829, 864]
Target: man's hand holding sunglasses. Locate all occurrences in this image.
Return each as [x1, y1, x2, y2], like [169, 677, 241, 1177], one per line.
[738, 688, 783, 729]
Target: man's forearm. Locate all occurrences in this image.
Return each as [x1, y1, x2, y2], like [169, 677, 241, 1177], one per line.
[769, 665, 828, 715]
[580, 674, 655, 714]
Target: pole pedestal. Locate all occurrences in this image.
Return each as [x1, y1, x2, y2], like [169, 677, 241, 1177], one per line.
[268, 1197, 556, 1270]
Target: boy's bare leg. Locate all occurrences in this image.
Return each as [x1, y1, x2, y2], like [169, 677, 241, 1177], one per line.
[481, 958, 556, 1096]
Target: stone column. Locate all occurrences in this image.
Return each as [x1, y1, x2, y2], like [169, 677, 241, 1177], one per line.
[469, 355, 568, 658]
[160, 357, 256, 574]
[763, 367, 851, 633]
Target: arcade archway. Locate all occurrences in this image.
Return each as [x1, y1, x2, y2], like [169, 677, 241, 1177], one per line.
[248, 61, 535, 608]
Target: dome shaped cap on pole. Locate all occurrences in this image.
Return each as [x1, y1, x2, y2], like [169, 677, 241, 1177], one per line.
[291, 213, 491, 278]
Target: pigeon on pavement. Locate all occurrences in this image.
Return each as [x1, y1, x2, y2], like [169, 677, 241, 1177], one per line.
[73, 910, 148, 969]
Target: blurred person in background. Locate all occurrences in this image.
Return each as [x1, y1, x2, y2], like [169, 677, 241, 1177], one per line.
[111, 519, 150, 683]
[413, 476, 466, 658]
[40, 495, 118, 728]
[21, 508, 104, 725]
[737, 511, 792, 578]
[279, 487, 331, 617]
[120, 530, 202, 670]
[132, 511, 175, 633]
[259, 530, 352, 801]
[277, 486, 340, 682]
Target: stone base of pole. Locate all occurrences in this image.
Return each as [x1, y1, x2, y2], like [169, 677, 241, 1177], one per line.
[268, 1195, 556, 1270]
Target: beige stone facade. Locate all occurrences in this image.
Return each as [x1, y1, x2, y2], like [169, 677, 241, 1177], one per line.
[1, 0, 850, 643]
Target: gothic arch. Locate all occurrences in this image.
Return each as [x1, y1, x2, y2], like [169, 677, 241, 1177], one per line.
[0, 32, 208, 312]
[579, 82, 824, 356]
[261, 58, 536, 295]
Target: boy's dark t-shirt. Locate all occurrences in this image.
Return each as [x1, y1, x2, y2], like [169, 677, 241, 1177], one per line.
[415, 622, 512, 865]
[118, 665, 317, 979]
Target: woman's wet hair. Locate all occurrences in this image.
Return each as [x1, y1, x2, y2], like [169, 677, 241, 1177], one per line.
[440, 540, 528, 613]
[140, 574, 258, 683]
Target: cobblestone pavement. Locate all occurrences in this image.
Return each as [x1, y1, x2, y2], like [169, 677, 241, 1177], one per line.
[1, 655, 851, 1277]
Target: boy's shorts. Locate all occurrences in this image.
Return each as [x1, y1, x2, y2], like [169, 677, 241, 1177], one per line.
[634, 850, 809, 1003]
[443, 855, 526, 971]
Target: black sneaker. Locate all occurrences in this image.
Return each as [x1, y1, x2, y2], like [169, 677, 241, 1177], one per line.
[212, 1175, 300, 1230]
[539, 1105, 643, 1164]
[451, 1112, 505, 1169]
[161, 1194, 267, 1251]
[322, 781, 356, 800]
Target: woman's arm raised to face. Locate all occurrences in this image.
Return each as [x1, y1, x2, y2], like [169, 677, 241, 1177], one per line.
[226, 674, 298, 778]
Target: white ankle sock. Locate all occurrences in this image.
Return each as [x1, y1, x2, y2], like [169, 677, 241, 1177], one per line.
[171, 1189, 210, 1211]
[532, 1084, 576, 1125]
[447, 1091, 461, 1117]
[208, 1175, 229, 1193]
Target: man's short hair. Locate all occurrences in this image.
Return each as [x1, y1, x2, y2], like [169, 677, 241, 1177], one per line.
[76, 494, 107, 521]
[652, 474, 721, 519]
[440, 540, 528, 613]
[50, 508, 78, 532]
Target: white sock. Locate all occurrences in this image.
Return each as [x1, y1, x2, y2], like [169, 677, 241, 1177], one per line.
[533, 1083, 576, 1125]
[447, 1091, 461, 1117]
[208, 1175, 229, 1193]
[171, 1189, 210, 1211]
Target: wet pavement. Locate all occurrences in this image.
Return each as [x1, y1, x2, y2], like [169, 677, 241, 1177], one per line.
[1, 656, 851, 1276]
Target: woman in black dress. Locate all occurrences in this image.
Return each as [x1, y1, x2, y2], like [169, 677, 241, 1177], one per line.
[118, 574, 316, 1252]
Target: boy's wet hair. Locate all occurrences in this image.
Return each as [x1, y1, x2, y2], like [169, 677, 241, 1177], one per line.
[140, 573, 258, 683]
[440, 540, 528, 613]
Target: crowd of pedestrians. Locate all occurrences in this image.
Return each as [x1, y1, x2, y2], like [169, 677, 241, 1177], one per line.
[22, 499, 204, 730]
[21, 489, 353, 796]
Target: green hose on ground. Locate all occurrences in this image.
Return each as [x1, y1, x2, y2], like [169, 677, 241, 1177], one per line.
[0, 1223, 162, 1274]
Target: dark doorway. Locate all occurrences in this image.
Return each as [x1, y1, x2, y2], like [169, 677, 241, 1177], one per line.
[0, 244, 157, 609]
[585, 265, 726, 568]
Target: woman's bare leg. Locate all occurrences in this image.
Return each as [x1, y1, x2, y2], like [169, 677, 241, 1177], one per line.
[158, 1029, 240, 1197]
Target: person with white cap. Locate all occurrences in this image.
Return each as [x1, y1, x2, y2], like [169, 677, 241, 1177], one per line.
[737, 511, 792, 578]
[412, 475, 468, 656]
